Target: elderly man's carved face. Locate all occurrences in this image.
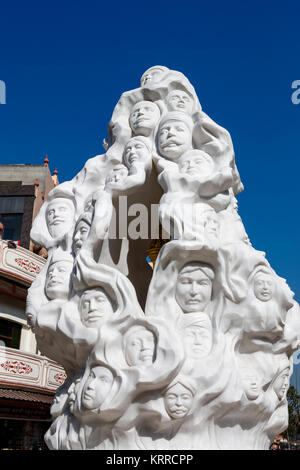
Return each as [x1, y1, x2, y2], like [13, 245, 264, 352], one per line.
[124, 326, 155, 367]
[166, 90, 193, 114]
[73, 220, 90, 254]
[253, 272, 275, 302]
[273, 368, 290, 400]
[164, 382, 194, 419]
[175, 264, 213, 313]
[80, 288, 114, 328]
[46, 198, 75, 238]
[158, 120, 192, 161]
[123, 138, 151, 169]
[45, 260, 73, 301]
[129, 101, 160, 137]
[82, 366, 114, 410]
[240, 368, 261, 400]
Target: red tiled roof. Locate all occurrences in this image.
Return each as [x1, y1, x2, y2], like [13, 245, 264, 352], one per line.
[0, 388, 54, 404]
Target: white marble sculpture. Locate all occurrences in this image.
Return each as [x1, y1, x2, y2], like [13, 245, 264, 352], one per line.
[27, 66, 300, 450]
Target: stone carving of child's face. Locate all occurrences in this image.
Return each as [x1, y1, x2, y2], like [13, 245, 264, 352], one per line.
[158, 120, 192, 161]
[240, 368, 262, 400]
[124, 326, 155, 367]
[253, 272, 275, 302]
[73, 220, 90, 254]
[273, 367, 290, 400]
[46, 198, 75, 239]
[164, 382, 194, 419]
[45, 260, 73, 301]
[175, 264, 213, 313]
[82, 366, 114, 411]
[166, 90, 193, 115]
[80, 288, 114, 328]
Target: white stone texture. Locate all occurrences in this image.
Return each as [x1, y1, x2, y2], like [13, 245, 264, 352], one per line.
[27, 66, 300, 450]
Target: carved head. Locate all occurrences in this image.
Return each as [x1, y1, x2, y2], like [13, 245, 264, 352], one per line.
[81, 365, 114, 411]
[79, 287, 114, 328]
[253, 270, 275, 302]
[73, 216, 92, 255]
[105, 164, 128, 185]
[140, 65, 169, 87]
[157, 112, 194, 161]
[129, 101, 160, 137]
[46, 197, 75, 239]
[273, 367, 290, 401]
[240, 367, 262, 400]
[201, 207, 219, 239]
[123, 136, 152, 170]
[166, 89, 194, 115]
[183, 319, 212, 359]
[123, 325, 156, 367]
[163, 379, 196, 419]
[45, 253, 74, 301]
[175, 262, 214, 313]
[178, 149, 214, 178]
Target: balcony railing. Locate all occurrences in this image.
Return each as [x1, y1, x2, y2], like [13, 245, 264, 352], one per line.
[0, 347, 66, 393]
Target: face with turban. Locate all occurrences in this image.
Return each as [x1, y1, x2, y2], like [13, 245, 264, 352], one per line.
[163, 376, 196, 419]
[175, 262, 214, 313]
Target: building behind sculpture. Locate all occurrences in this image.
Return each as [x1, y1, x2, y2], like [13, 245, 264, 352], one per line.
[0, 158, 66, 449]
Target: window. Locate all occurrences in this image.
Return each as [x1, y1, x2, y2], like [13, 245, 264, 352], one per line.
[0, 214, 23, 241]
[0, 196, 24, 242]
[0, 319, 22, 349]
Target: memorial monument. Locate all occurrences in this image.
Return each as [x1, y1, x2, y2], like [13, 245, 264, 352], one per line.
[26, 66, 300, 450]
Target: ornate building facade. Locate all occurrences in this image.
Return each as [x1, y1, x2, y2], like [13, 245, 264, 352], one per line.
[0, 159, 66, 449]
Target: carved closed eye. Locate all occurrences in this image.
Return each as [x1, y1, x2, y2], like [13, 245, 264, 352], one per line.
[181, 394, 192, 400]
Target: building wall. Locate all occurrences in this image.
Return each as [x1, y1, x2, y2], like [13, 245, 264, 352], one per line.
[0, 294, 37, 353]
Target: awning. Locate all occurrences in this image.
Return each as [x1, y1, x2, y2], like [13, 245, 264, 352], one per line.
[0, 388, 54, 404]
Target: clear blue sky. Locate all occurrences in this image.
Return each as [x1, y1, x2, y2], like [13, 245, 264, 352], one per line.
[0, 1, 299, 383]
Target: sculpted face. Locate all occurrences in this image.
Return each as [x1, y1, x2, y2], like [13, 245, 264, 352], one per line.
[158, 120, 192, 161]
[140, 66, 167, 87]
[45, 260, 73, 300]
[253, 272, 275, 302]
[203, 210, 219, 238]
[273, 368, 290, 400]
[183, 324, 212, 359]
[129, 101, 160, 137]
[166, 90, 193, 114]
[80, 288, 114, 328]
[73, 220, 90, 254]
[123, 138, 151, 169]
[46, 198, 75, 238]
[175, 264, 213, 313]
[106, 164, 128, 184]
[82, 366, 114, 411]
[124, 326, 155, 367]
[240, 369, 261, 400]
[164, 383, 194, 419]
[179, 151, 214, 177]
[68, 379, 81, 414]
